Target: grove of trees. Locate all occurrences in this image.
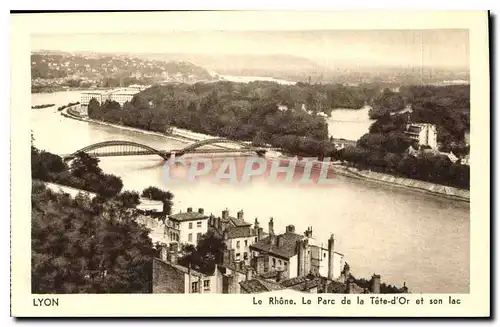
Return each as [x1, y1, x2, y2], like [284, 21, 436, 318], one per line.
[31, 181, 156, 293]
[31, 141, 123, 198]
[87, 81, 470, 189]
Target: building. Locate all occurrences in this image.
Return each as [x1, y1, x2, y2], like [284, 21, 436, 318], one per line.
[108, 88, 140, 106]
[330, 138, 357, 150]
[80, 90, 110, 107]
[208, 209, 258, 264]
[80, 87, 143, 109]
[136, 198, 164, 213]
[404, 123, 438, 149]
[249, 219, 344, 280]
[168, 207, 209, 246]
[152, 243, 220, 294]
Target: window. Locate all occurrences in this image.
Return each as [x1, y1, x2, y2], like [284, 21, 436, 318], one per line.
[243, 252, 248, 260]
[323, 253, 327, 258]
[191, 281, 199, 293]
[272, 258, 276, 268]
[197, 233, 202, 243]
[244, 240, 248, 247]
[255, 237, 257, 242]
[278, 260, 282, 265]
[188, 233, 192, 242]
[284, 262, 288, 267]
[236, 253, 241, 260]
[203, 280, 210, 291]
[236, 241, 240, 249]
[189, 222, 193, 229]
[197, 221, 202, 228]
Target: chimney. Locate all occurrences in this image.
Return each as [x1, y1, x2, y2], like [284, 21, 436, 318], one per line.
[286, 225, 295, 233]
[198, 208, 204, 215]
[305, 226, 313, 238]
[246, 268, 253, 281]
[187, 207, 193, 213]
[237, 210, 244, 220]
[257, 227, 263, 241]
[160, 244, 168, 262]
[277, 235, 283, 248]
[268, 218, 274, 236]
[370, 274, 381, 294]
[327, 234, 335, 280]
[222, 209, 229, 219]
[254, 218, 260, 230]
[297, 239, 307, 277]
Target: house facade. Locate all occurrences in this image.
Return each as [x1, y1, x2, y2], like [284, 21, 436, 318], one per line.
[250, 220, 344, 280]
[208, 209, 258, 264]
[169, 207, 209, 246]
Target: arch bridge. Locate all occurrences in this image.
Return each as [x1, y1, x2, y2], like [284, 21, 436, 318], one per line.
[63, 138, 268, 161]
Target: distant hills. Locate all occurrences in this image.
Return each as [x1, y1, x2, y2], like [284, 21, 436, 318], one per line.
[32, 50, 469, 86]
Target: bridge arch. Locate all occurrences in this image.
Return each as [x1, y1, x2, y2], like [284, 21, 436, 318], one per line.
[178, 137, 252, 155]
[68, 140, 171, 160]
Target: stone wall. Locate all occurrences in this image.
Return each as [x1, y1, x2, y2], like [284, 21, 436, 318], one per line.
[152, 259, 185, 293]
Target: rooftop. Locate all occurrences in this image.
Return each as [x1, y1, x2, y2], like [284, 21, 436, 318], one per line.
[170, 211, 209, 222]
[225, 227, 256, 239]
[153, 258, 206, 278]
[250, 232, 304, 259]
[239, 278, 284, 294]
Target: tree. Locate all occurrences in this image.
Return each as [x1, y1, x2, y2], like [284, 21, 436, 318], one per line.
[177, 231, 226, 275]
[87, 98, 100, 118]
[70, 152, 102, 179]
[31, 185, 155, 293]
[141, 186, 173, 214]
[115, 191, 140, 208]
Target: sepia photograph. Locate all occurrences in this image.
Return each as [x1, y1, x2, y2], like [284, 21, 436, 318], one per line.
[10, 10, 490, 317]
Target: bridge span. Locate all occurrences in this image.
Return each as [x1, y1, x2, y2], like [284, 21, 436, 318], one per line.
[63, 138, 269, 161]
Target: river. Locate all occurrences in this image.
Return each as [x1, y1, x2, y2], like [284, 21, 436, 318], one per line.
[31, 90, 470, 293]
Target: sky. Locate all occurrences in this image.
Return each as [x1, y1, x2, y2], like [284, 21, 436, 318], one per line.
[31, 30, 469, 69]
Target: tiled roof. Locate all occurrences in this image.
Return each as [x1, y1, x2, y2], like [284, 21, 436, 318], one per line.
[153, 258, 206, 278]
[280, 276, 311, 288]
[239, 280, 269, 293]
[259, 270, 280, 280]
[239, 278, 284, 294]
[225, 227, 255, 239]
[250, 232, 304, 259]
[170, 211, 208, 222]
[288, 280, 320, 292]
[227, 216, 252, 227]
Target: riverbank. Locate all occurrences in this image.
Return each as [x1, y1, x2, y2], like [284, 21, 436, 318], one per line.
[329, 165, 470, 202]
[61, 108, 469, 202]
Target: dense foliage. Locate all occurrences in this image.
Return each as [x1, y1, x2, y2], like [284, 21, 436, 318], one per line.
[31, 144, 123, 198]
[369, 85, 470, 148]
[88, 82, 470, 189]
[177, 231, 227, 275]
[141, 186, 174, 215]
[31, 182, 155, 293]
[88, 81, 377, 157]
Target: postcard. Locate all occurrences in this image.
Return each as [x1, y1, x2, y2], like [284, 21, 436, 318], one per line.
[10, 10, 490, 317]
